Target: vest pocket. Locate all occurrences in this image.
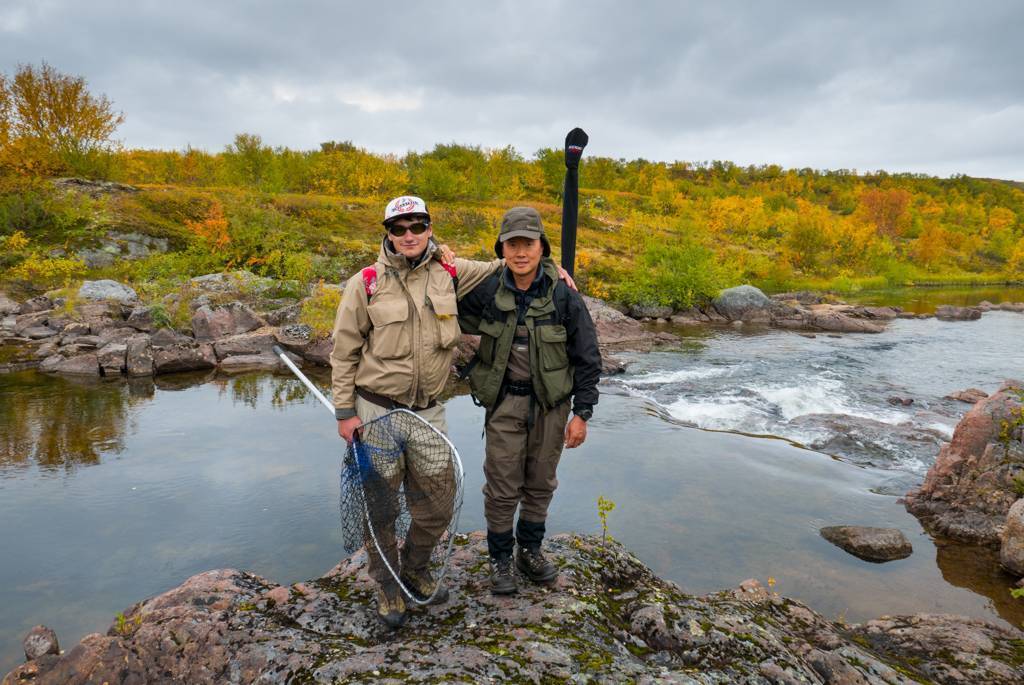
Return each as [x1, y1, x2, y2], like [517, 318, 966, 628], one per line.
[430, 296, 461, 350]
[477, 318, 506, 365]
[537, 324, 569, 371]
[367, 299, 410, 360]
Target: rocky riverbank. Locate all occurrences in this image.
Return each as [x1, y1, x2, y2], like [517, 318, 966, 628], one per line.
[5, 532, 1023, 684]
[0, 276, 678, 379]
[904, 381, 1024, 581]
[656, 285, 1024, 333]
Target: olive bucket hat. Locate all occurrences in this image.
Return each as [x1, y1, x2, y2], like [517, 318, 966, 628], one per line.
[494, 206, 551, 258]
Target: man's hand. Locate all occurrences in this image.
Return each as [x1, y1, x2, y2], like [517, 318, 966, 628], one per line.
[338, 416, 363, 443]
[564, 415, 587, 448]
[555, 265, 578, 291]
[437, 243, 456, 265]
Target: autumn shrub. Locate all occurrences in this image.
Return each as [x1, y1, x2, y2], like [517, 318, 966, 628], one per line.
[615, 239, 736, 309]
[5, 253, 87, 287]
[299, 281, 342, 338]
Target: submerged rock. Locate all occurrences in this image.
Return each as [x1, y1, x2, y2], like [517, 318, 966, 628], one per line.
[935, 305, 982, 321]
[820, 526, 913, 562]
[945, 387, 989, 404]
[6, 533, 1022, 684]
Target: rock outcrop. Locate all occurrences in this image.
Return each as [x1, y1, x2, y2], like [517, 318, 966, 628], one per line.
[5, 533, 1022, 685]
[905, 381, 1024, 546]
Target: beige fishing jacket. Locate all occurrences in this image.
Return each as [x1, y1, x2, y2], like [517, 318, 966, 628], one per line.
[330, 240, 500, 418]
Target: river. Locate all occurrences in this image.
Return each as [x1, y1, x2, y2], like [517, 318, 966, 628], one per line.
[1, 288, 1023, 673]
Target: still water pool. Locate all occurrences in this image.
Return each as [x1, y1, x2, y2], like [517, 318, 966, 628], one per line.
[2, 334, 1022, 672]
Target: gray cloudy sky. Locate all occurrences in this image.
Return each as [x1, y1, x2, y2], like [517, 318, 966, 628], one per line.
[3, 1, 1022, 179]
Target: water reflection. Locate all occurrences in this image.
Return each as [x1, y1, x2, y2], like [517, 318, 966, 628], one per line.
[934, 539, 1024, 627]
[0, 372, 134, 471]
[0, 370, 321, 471]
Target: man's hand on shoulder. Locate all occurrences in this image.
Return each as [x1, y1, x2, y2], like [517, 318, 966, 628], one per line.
[555, 265, 577, 291]
[437, 243, 456, 265]
[338, 416, 363, 443]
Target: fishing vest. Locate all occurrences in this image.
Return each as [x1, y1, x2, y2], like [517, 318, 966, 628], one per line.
[468, 261, 574, 411]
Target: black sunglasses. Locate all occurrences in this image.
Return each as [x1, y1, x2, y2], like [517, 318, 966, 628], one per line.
[388, 221, 431, 237]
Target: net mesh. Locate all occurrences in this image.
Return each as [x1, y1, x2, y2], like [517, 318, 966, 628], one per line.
[339, 408, 464, 604]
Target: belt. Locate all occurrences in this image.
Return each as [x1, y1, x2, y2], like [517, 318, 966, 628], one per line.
[504, 380, 534, 396]
[356, 387, 437, 411]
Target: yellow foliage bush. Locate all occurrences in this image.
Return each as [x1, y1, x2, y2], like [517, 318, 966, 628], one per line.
[5, 254, 86, 286]
[299, 281, 342, 338]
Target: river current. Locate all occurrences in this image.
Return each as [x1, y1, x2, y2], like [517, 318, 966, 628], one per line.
[613, 311, 1024, 494]
[1, 290, 1023, 673]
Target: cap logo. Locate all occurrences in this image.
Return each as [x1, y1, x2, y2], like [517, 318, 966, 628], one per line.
[393, 197, 419, 213]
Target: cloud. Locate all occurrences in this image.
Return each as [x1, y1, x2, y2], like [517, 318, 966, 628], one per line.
[1, 0, 1022, 178]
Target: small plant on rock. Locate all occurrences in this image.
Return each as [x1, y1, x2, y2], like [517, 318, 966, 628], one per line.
[597, 495, 616, 546]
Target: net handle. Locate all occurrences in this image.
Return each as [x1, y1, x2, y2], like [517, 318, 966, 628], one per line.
[272, 345, 335, 414]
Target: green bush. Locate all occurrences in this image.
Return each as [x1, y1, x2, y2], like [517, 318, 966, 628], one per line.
[615, 239, 736, 309]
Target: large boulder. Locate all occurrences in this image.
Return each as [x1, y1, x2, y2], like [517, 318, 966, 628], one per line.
[191, 302, 266, 342]
[935, 305, 982, 321]
[0, 292, 20, 316]
[53, 354, 100, 376]
[19, 296, 52, 314]
[22, 625, 59, 661]
[152, 343, 217, 375]
[946, 388, 989, 404]
[96, 343, 127, 376]
[583, 295, 678, 350]
[77, 280, 139, 304]
[189, 271, 277, 296]
[802, 310, 885, 334]
[627, 303, 674, 320]
[905, 381, 1024, 545]
[213, 328, 279, 359]
[820, 526, 913, 562]
[218, 354, 284, 374]
[6, 533, 1023, 685]
[1000, 499, 1024, 576]
[713, 285, 772, 322]
[126, 335, 154, 377]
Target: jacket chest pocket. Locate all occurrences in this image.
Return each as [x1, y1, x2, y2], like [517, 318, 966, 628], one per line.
[537, 324, 569, 371]
[429, 293, 461, 350]
[476, 318, 506, 365]
[367, 299, 410, 359]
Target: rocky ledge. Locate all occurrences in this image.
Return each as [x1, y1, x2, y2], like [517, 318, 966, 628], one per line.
[1, 277, 678, 379]
[642, 285, 1024, 334]
[904, 381, 1024, 582]
[5, 533, 1023, 684]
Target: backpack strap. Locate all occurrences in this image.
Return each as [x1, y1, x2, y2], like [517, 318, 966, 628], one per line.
[361, 264, 383, 298]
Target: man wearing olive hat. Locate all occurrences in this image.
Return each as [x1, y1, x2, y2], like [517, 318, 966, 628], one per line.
[458, 206, 601, 595]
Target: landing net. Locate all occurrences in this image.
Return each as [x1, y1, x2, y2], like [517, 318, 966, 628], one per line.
[339, 408, 464, 605]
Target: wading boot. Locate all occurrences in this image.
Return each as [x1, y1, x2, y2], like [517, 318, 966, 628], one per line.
[375, 584, 407, 629]
[489, 554, 518, 595]
[399, 567, 450, 606]
[516, 545, 558, 584]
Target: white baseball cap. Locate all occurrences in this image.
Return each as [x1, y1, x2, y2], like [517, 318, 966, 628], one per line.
[383, 196, 430, 226]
